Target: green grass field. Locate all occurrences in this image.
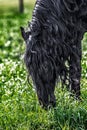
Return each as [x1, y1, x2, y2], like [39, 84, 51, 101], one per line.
[0, 1, 87, 130]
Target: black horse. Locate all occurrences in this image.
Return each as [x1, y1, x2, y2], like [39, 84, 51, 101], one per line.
[21, 0, 87, 108]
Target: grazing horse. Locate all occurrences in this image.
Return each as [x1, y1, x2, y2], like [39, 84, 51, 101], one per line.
[21, 0, 87, 108]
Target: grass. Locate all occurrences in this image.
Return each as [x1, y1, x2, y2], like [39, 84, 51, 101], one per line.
[0, 0, 35, 15]
[0, 0, 35, 7]
[0, 1, 87, 130]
